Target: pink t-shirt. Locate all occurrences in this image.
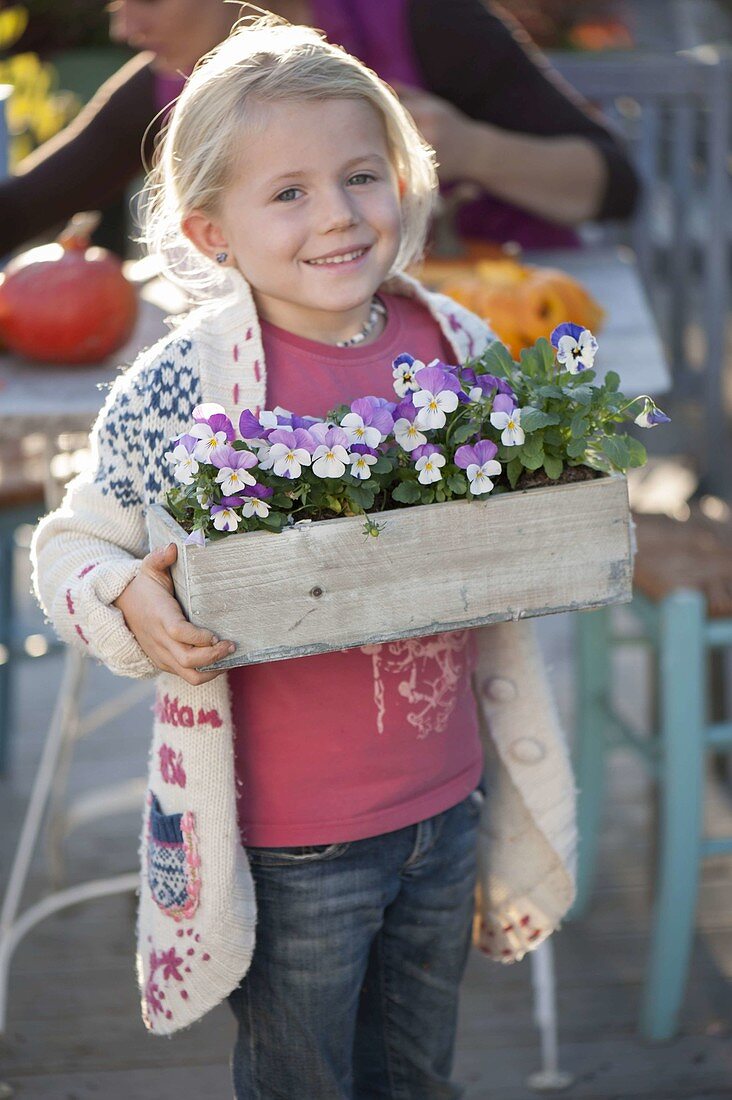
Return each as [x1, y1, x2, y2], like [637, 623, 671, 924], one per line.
[229, 294, 483, 846]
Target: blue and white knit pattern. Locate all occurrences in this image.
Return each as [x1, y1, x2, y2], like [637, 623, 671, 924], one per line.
[94, 334, 202, 509]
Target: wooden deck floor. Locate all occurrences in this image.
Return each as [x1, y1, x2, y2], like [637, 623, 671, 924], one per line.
[2, 551, 732, 1098]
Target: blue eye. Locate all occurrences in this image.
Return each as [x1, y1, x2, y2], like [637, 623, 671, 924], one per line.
[348, 173, 376, 186]
[275, 187, 302, 202]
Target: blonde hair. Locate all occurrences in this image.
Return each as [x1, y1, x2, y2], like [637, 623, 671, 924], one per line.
[140, 15, 438, 295]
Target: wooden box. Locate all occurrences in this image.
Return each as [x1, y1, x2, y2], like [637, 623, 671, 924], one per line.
[147, 473, 632, 670]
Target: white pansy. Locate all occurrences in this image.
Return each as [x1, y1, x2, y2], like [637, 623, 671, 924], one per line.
[489, 406, 525, 446]
[215, 465, 257, 496]
[268, 443, 312, 479]
[167, 443, 199, 485]
[393, 417, 427, 452]
[189, 422, 230, 462]
[212, 507, 240, 532]
[340, 413, 382, 448]
[312, 444, 349, 479]
[241, 497, 271, 518]
[466, 459, 502, 495]
[349, 452, 378, 480]
[413, 388, 459, 430]
[415, 452, 446, 485]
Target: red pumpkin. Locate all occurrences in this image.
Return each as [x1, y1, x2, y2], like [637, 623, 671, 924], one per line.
[0, 212, 139, 364]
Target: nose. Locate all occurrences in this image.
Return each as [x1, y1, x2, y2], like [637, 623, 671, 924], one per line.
[107, 1, 146, 46]
[319, 184, 359, 234]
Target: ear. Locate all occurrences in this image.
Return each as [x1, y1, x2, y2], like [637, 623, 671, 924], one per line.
[181, 209, 229, 261]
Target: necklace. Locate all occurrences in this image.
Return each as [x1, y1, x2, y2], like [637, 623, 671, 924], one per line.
[336, 297, 387, 348]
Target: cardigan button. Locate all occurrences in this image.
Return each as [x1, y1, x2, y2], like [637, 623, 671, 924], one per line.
[508, 737, 546, 765]
[482, 676, 517, 703]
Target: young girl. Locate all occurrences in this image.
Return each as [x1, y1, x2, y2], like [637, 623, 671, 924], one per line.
[32, 18, 577, 1099]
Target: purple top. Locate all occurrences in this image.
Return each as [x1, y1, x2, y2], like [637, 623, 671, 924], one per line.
[310, 0, 579, 249]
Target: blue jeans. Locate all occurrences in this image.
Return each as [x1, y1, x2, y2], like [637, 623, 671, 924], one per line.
[228, 789, 482, 1100]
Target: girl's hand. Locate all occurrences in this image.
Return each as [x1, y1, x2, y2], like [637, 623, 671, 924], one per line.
[114, 543, 235, 684]
[395, 84, 477, 183]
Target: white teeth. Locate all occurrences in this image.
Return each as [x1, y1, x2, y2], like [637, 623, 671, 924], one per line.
[306, 248, 366, 266]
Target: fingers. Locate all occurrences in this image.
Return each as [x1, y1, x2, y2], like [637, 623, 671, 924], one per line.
[168, 619, 221, 648]
[144, 542, 178, 575]
[169, 637, 235, 672]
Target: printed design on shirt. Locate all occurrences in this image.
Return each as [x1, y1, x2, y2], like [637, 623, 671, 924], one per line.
[141, 927, 211, 1029]
[158, 743, 187, 788]
[360, 630, 472, 739]
[146, 792, 201, 921]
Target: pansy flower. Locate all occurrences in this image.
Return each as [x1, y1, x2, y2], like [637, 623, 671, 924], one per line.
[462, 368, 516, 402]
[412, 365, 462, 430]
[341, 396, 393, 446]
[240, 483, 274, 518]
[210, 445, 258, 495]
[413, 443, 445, 485]
[392, 353, 426, 398]
[393, 400, 428, 453]
[490, 394, 525, 446]
[455, 440, 502, 495]
[550, 323, 598, 374]
[166, 434, 199, 485]
[349, 446, 378, 480]
[312, 427, 350, 478]
[267, 428, 315, 479]
[190, 403, 237, 462]
[634, 398, 671, 428]
[238, 408, 280, 442]
[210, 497, 242, 532]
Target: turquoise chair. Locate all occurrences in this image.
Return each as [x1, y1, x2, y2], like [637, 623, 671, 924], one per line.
[571, 511, 732, 1041]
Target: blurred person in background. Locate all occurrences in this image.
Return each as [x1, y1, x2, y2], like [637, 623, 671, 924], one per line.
[0, 0, 639, 257]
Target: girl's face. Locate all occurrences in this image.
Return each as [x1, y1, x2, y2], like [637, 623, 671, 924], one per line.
[108, 0, 234, 74]
[186, 98, 403, 344]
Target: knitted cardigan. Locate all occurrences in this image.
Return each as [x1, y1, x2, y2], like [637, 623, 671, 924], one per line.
[31, 270, 577, 1036]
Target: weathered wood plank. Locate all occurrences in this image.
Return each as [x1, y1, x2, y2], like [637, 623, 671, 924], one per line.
[147, 475, 632, 668]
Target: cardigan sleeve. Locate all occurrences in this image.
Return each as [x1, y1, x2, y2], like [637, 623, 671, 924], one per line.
[0, 53, 160, 256]
[31, 354, 166, 680]
[407, 0, 640, 221]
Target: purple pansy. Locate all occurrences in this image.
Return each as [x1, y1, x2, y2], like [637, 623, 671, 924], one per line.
[455, 439, 502, 495]
[634, 399, 671, 428]
[210, 445, 258, 495]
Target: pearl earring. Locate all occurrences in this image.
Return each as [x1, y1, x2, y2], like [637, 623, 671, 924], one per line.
[215, 252, 228, 264]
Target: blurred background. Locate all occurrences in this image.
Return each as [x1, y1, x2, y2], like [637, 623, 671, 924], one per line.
[0, 2, 731, 1097]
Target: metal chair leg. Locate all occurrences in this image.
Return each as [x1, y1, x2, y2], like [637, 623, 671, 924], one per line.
[640, 590, 705, 1041]
[527, 939, 574, 1092]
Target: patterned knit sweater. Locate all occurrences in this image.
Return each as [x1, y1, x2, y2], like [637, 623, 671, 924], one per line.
[31, 270, 577, 1036]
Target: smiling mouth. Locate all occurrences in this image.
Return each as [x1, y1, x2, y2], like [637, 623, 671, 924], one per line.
[304, 247, 370, 267]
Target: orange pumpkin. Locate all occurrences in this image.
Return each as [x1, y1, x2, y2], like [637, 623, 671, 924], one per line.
[421, 252, 604, 356]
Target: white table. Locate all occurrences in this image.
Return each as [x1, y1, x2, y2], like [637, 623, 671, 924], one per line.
[0, 246, 671, 442]
[0, 277, 184, 438]
[523, 246, 671, 397]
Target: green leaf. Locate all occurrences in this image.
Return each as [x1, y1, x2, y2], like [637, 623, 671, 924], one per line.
[626, 436, 647, 468]
[507, 456, 523, 489]
[371, 455, 393, 474]
[543, 427, 564, 447]
[521, 431, 544, 458]
[447, 472, 468, 496]
[258, 512, 286, 531]
[324, 495, 343, 514]
[435, 487, 446, 503]
[392, 480, 421, 504]
[604, 370, 620, 392]
[569, 384, 593, 406]
[600, 433, 632, 470]
[521, 407, 561, 432]
[479, 341, 515, 377]
[570, 409, 589, 438]
[452, 421, 480, 445]
[536, 384, 564, 399]
[543, 455, 563, 480]
[348, 485, 375, 510]
[567, 437, 588, 458]
[521, 451, 545, 471]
